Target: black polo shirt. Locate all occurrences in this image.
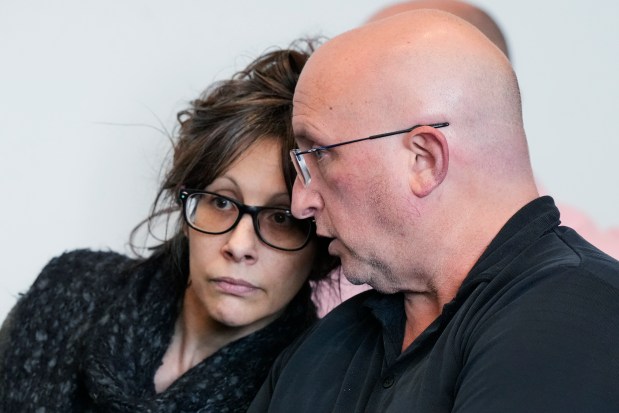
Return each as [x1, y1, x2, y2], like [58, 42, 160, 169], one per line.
[249, 197, 619, 412]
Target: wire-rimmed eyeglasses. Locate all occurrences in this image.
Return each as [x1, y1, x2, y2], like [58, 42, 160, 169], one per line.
[179, 189, 314, 251]
[290, 122, 449, 186]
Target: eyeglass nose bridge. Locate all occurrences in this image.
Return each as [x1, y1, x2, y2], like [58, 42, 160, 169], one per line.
[230, 203, 300, 250]
[231, 203, 264, 237]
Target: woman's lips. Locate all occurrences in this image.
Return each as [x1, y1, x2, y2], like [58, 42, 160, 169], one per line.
[211, 277, 259, 296]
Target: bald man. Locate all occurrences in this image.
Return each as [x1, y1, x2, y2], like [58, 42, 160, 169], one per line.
[249, 10, 619, 413]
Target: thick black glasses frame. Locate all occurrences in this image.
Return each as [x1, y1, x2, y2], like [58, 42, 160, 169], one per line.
[178, 188, 313, 251]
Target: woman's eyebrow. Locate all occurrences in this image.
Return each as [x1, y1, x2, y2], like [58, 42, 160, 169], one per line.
[266, 192, 292, 206]
[207, 175, 239, 190]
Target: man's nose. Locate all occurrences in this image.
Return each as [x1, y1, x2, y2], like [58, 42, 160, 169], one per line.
[291, 176, 324, 219]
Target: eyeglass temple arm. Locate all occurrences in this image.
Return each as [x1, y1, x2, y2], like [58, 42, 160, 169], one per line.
[366, 122, 450, 140]
[321, 122, 450, 150]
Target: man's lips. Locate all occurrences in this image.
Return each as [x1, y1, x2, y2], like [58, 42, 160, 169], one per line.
[210, 277, 259, 296]
[327, 238, 341, 256]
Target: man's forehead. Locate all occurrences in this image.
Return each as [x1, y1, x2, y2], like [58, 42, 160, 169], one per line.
[292, 85, 335, 144]
[291, 111, 323, 146]
[292, 36, 394, 144]
[293, 72, 367, 125]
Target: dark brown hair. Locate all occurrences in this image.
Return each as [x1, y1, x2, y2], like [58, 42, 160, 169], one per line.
[131, 39, 337, 292]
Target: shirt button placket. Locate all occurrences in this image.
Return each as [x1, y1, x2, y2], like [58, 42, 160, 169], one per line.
[382, 374, 395, 388]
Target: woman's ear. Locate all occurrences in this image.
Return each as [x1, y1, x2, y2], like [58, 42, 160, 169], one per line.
[404, 127, 449, 197]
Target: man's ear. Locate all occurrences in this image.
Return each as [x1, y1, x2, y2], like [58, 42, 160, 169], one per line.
[404, 127, 449, 197]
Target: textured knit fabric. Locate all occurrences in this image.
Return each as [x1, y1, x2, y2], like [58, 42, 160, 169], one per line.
[0, 249, 316, 413]
[248, 196, 619, 413]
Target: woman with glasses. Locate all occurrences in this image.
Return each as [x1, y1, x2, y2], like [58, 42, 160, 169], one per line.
[0, 41, 336, 412]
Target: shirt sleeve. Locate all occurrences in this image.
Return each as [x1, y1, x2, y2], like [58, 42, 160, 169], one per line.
[452, 269, 619, 412]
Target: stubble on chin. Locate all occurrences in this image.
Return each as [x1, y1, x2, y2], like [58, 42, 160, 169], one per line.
[340, 246, 400, 293]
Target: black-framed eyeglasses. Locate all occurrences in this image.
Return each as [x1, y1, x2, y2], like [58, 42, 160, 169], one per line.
[178, 189, 314, 251]
[290, 122, 449, 186]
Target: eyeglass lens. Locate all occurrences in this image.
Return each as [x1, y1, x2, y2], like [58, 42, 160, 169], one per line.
[291, 151, 313, 186]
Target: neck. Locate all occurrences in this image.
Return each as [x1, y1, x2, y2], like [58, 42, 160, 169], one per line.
[401, 292, 441, 350]
[154, 286, 242, 392]
[400, 268, 466, 351]
[400, 189, 539, 351]
[398, 205, 503, 350]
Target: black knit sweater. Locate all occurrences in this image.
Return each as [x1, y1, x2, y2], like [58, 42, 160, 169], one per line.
[0, 249, 316, 412]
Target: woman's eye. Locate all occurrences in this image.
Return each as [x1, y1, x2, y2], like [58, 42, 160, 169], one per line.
[213, 197, 233, 210]
[267, 210, 294, 227]
[273, 212, 290, 224]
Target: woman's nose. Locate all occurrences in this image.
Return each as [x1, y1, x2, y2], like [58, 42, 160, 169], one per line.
[221, 214, 258, 263]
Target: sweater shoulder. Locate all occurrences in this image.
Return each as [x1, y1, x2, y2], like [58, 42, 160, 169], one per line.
[6, 249, 136, 329]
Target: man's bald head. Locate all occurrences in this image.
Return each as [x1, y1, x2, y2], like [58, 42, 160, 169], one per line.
[293, 10, 537, 275]
[366, 0, 509, 59]
[297, 9, 522, 154]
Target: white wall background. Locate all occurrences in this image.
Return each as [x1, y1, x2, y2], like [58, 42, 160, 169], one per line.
[1, 0, 617, 321]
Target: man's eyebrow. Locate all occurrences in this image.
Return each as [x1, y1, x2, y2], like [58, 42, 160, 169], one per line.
[294, 126, 328, 147]
[294, 134, 313, 146]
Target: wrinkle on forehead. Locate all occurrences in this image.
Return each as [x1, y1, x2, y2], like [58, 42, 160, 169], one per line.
[294, 82, 372, 147]
[292, 82, 338, 146]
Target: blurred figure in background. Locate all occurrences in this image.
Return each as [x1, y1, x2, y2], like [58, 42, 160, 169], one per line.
[368, 0, 509, 57]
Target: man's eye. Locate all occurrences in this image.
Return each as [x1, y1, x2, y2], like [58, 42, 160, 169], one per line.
[313, 148, 327, 160]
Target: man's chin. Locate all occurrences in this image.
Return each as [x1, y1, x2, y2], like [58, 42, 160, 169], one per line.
[339, 262, 397, 294]
[339, 264, 368, 286]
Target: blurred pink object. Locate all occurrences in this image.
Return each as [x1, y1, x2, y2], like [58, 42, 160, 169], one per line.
[555, 201, 619, 259]
[314, 272, 370, 317]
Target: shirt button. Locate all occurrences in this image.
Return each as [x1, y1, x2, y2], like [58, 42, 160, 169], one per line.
[382, 375, 395, 388]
